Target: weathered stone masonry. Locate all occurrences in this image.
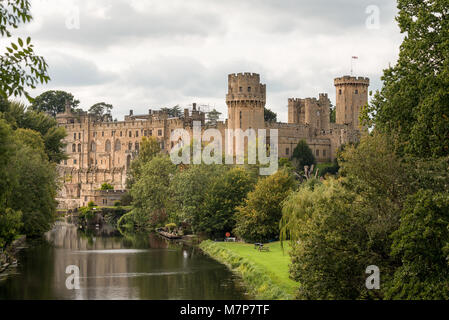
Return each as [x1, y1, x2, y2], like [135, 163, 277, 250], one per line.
[56, 73, 369, 209]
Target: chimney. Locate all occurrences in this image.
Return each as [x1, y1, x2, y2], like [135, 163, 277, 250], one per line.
[148, 109, 152, 115]
[193, 103, 197, 111]
[129, 110, 134, 116]
[184, 108, 189, 118]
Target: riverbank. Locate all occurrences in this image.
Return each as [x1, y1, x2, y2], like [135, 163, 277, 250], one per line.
[199, 240, 298, 300]
[0, 235, 26, 274]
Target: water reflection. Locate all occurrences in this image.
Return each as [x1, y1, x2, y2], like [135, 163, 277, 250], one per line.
[0, 222, 247, 300]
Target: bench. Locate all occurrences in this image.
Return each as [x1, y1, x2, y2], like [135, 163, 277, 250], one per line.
[254, 243, 263, 249]
[254, 243, 270, 252]
[225, 237, 236, 242]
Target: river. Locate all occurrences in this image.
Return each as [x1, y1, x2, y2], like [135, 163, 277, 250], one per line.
[0, 222, 248, 300]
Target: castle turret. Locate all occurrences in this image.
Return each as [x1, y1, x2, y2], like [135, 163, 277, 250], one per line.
[334, 76, 369, 128]
[226, 73, 266, 132]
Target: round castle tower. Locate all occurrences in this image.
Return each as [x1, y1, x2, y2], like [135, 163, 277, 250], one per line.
[334, 76, 370, 128]
[226, 73, 266, 132]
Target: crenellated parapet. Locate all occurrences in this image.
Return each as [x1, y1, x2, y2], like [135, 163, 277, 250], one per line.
[226, 73, 266, 106]
[226, 72, 266, 132]
[334, 75, 370, 128]
[334, 76, 370, 86]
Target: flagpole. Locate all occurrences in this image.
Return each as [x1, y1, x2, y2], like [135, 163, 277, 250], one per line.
[351, 56, 358, 76]
[351, 57, 353, 76]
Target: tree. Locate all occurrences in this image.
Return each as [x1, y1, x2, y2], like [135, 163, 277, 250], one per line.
[170, 164, 227, 232]
[0, 208, 22, 248]
[31, 90, 80, 118]
[264, 107, 277, 123]
[0, 0, 50, 99]
[4, 127, 58, 237]
[281, 132, 449, 300]
[161, 105, 182, 118]
[386, 190, 449, 299]
[100, 183, 114, 191]
[2, 100, 67, 163]
[291, 140, 316, 172]
[207, 109, 222, 124]
[280, 180, 381, 299]
[234, 169, 295, 243]
[126, 136, 161, 188]
[128, 156, 176, 229]
[89, 102, 113, 121]
[0, 119, 16, 211]
[367, 0, 449, 157]
[200, 167, 255, 238]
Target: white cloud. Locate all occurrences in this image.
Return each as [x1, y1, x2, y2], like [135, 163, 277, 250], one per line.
[12, 0, 403, 122]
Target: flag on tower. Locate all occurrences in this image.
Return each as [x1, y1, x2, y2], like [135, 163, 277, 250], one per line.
[352, 56, 359, 59]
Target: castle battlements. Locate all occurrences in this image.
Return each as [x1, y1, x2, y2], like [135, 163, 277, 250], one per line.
[228, 72, 261, 81]
[56, 72, 369, 210]
[334, 76, 370, 86]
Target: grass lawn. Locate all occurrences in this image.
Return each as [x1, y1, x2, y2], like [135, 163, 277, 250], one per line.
[209, 241, 298, 297]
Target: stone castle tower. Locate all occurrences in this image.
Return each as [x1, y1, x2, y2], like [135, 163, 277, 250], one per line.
[226, 73, 266, 132]
[334, 76, 370, 128]
[287, 94, 331, 131]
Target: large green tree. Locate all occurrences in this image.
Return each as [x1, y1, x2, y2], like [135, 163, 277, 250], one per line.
[128, 156, 176, 229]
[126, 136, 161, 189]
[367, 0, 449, 157]
[0, 118, 59, 241]
[281, 132, 449, 300]
[1, 100, 67, 163]
[291, 140, 316, 172]
[6, 130, 58, 236]
[200, 167, 255, 238]
[89, 102, 113, 121]
[170, 164, 227, 232]
[386, 190, 449, 299]
[0, 0, 50, 99]
[206, 108, 222, 125]
[31, 90, 80, 117]
[161, 105, 182, 118]
[234, 169, 295, 243]
[264, 107, 277, 123]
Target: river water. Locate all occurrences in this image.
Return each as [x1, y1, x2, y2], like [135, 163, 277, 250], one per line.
[0, 222, 247, 300]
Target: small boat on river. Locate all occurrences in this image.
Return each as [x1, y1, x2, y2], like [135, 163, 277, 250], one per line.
[156, 228, 182, 240]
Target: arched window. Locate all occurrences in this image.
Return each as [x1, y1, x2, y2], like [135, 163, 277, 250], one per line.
[126, 155, 131, 169]
[77, 144, 81, 152]
[72, 144, 76, 152]
[115, 140, 121, 151]
[91, 142, 96, 152]
[128, 142, 132, 151]
[135, 142, 139, 151]
[105, 140, 111, 152]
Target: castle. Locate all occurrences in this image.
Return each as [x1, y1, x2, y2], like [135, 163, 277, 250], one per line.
[56, 73, 369, 209]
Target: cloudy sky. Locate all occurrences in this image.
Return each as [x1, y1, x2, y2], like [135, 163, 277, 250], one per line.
[10, 0, 403, 122]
